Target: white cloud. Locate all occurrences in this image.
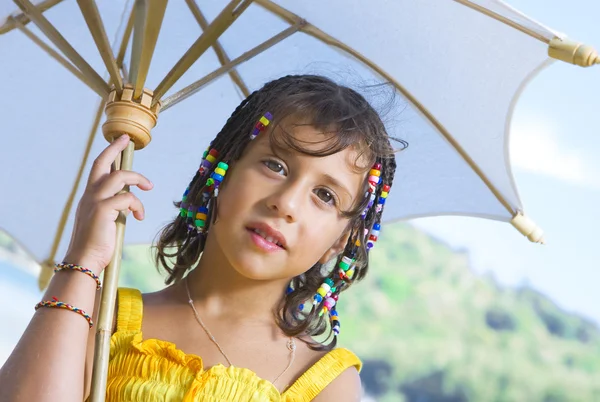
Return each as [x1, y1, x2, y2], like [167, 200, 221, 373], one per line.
[510, 120, 599, 188]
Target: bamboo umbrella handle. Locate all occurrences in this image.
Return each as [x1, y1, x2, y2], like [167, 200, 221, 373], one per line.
[89, 84, 159, 401]
[89, 140, 134, 402]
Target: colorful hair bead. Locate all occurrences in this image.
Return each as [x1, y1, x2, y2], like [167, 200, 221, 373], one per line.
[180, 188, 190, 217]
[331, 310, 340, 336]
[206, 149, 218, 164]
[198, 148, 219, 176]
[198, 159, 212, 176]
[366, 222, 381, 250]
[313, 278, 334, 305]
[324, 297, 336, 310]
[208, 161, 229, 197]
[338, 255, 356, 281]
[317, 284, 330, 297]
[362, 162, 383, 219]
[375, 183, 390, 213]
[370, 223, 381, 238]
[339, 256, 353, 272]
[250, 112, 273, 140]
[319, 296, 338, 317]
[194, 206, 209, 230]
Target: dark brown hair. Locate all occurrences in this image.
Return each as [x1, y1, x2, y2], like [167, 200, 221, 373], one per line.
[154, 75, 405, 350]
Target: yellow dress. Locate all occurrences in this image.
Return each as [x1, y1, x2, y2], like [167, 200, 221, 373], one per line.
[105, 288, 362, 401]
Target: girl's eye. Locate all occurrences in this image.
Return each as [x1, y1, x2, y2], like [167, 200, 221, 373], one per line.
[263, 160, 287, 176]
[314, 188, 337, 206]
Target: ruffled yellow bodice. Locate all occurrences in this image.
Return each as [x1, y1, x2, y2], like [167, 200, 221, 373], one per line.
[104, 288, 362, 401]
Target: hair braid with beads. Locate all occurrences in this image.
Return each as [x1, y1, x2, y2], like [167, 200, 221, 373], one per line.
[154, 75, 405, 351]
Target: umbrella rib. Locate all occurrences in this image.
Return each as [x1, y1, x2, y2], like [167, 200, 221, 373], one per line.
[0, 0, 63, 35]
[76, 0, 123, 93]
[185, 0, 250, 98]
[10, 17, 106, 97]
[255, 0, 515, 216]
[128, 0, 168, 98]
[152, 0, 253, 105]
[12, 0, 110, 97]
[116, 7, 135, 74]
[453, 0, 549, 43]
[161, 22, 303, 111]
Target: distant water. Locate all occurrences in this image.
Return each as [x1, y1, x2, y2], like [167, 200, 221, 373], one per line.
[0, 261, 42, 366]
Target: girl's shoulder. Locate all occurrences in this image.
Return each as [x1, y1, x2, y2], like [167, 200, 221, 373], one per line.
[284, 341, 362, 401]
[295, 338, 362, 374]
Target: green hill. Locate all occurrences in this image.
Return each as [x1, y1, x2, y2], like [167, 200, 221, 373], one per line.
[334, 223, 600, 402]
[2, 224, 599, 401]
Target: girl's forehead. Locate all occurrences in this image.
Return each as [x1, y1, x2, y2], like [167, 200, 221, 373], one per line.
[252, 124, 366, 166]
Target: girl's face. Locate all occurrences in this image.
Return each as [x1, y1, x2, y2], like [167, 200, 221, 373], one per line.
[209, 122, 366, 281]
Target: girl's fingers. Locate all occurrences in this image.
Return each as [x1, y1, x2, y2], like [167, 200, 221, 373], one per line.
[94, 170, 153, 200]
[87, 135, 131, 185]
[98, 192, 145, 221]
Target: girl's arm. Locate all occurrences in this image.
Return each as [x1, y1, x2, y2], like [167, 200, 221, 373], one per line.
[313, 367, 362, 402]
[0, 263, 98, 402]
[0, 135, 152, 402]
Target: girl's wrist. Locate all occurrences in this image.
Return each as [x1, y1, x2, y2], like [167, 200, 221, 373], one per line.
[61, 253, 105, 276]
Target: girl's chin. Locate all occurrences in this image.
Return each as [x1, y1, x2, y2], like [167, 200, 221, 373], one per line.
[231, 260, 292, 282]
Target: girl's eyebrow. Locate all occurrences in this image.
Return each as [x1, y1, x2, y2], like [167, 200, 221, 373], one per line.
[321, 173, 353, 201]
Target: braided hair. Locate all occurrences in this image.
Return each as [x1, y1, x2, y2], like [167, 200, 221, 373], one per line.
[154, 75, 406, 351]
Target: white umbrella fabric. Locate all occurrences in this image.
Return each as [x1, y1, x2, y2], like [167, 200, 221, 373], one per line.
[0, 0, 598, 269]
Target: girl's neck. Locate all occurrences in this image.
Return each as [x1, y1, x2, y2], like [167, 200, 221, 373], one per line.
[183, 237, 289, 323]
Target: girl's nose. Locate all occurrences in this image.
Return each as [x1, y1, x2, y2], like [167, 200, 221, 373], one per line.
[266, 182, 304, 223]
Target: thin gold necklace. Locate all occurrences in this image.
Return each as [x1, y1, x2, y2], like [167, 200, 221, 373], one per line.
[184, 275, 296, 385]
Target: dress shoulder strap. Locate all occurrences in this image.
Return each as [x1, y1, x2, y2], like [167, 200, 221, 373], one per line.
[283, 348, 362, 400]
[115, 287, 143, 333]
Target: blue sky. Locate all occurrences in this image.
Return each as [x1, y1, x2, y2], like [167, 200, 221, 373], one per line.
[0, 0, 598, 326]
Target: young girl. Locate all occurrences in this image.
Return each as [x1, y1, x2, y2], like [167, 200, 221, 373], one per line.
[0, 75, 399, 401]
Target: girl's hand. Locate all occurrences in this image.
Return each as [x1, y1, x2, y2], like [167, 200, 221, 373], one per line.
[63, 135, 153, 275]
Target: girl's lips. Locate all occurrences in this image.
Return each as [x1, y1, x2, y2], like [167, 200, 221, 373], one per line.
[247, 228, 285, 252]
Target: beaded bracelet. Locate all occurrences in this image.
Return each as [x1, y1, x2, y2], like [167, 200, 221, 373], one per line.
[35, 296, 94, 328]
[54, 262, 102, 290]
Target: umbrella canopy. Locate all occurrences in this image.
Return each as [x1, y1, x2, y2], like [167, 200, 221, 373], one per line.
[0, 0, 598, 275]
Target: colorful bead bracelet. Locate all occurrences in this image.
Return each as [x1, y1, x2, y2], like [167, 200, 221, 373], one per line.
[35, 296, 94, 328]
[54, 262, 101, 290]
